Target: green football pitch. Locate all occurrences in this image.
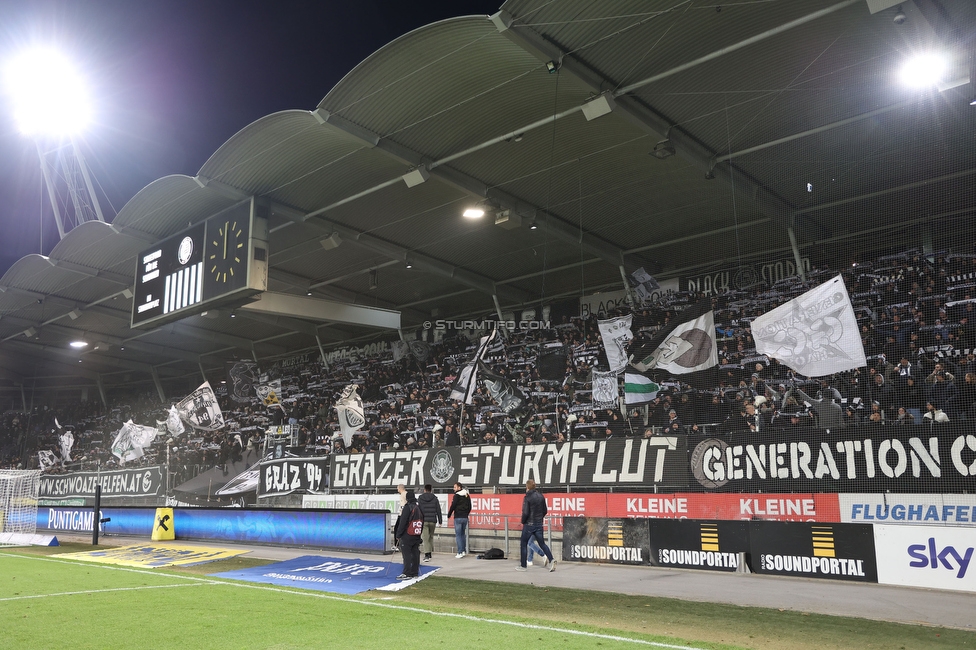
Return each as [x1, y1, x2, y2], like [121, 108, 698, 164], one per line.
[2, 545, 972, 649]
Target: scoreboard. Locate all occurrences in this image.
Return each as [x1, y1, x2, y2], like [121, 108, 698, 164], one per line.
[131, 198, 269, 328]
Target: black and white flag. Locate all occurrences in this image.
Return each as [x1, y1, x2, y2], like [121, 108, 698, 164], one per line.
[391, 340, 410, 363]
[176, 381, 225, 431]
[335, 384, 365, 446]
[38, 450, 58, 470]
[752, 274, 866, 376]
[59, 432, 74, 463]
[629, 267, 660, 305]
[408, 340, 432, 362]
[480, 362, 529, 417]
[598, 314, 633, 373]
[591, 369, 619, 409]
[631, 299, 718, 375]
[227, 360, 259, 403]
[449, 329, 498, 404]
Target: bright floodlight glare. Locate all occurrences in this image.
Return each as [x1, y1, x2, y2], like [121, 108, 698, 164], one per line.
[462, 208, 485, 219]
[69, 340, 88, 349]
[898, 53, 947, 88]
[4, 47, 92, 136]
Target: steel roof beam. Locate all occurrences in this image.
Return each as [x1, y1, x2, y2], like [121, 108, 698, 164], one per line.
[267, 201, 529, 305]
[312, 109, 628, 268]
[490, 5, 857, 239]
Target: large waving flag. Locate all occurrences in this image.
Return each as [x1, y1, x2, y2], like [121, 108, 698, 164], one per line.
[624, 370, 660, 405]
[631, 300, 718, 375]
[176, 381, 225, 431]
[449, 329, 498, 404]
[751, 274, 866, 377]
[480, 362, 529, 416]
[335, 384, 365, 446]
[111, 420, 158, 464]
[597, 314, 633, 373]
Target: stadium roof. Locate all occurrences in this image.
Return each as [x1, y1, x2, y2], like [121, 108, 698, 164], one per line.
[1, 0, 975, 398]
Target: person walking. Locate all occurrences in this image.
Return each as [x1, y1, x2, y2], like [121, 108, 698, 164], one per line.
[447, 482, 471, 558]
[394, 489, 423, 580]
[517, 479, 555, 572]
[418, 483, 442, 563]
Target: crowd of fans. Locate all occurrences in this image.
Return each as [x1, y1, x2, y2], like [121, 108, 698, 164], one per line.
[3, 248, 976, 477]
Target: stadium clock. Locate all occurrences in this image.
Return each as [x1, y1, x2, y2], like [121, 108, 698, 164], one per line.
[131, 197, 268, 328]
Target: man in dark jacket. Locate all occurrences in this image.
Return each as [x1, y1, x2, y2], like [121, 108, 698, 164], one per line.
[518, 479, 555, 572]
[418, 484, 442, 563]
[394, 489, 423, 580]
[447, 482, 471, 558]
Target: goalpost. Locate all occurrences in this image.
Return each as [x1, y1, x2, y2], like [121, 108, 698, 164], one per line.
[0, 470, 41, 539]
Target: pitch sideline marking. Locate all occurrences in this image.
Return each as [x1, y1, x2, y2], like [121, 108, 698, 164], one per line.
[0, 583, 205, 602]
[2, 553, 705, 649]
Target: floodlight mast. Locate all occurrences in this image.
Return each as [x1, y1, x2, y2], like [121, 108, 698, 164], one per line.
[35, 137, 106, 240]
[6, 47, 105, 240]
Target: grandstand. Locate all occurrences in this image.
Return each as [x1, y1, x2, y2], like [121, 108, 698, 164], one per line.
[1, 0, 976, 617]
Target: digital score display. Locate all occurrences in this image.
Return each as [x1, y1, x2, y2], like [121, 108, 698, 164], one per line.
[131, 199, 268, 328]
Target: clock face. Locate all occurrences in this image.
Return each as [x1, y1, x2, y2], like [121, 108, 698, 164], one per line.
[204, 206, 250, 296]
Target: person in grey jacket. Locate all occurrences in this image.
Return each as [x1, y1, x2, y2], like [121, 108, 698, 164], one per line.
[518, 479, 555, 572]
[787, 384, 846, 430]
[417, 483, 442, 563]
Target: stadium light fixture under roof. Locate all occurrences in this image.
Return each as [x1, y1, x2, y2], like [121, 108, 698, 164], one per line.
[898, 52, 947, 88]
[4, 47, 93, 137]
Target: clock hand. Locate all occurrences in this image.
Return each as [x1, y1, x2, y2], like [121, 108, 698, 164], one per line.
[223, 222, 228, 260]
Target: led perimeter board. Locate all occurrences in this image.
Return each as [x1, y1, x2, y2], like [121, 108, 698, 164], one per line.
[131, 198, 269, 328]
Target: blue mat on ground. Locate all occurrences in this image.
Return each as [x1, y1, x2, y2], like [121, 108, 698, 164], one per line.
[210, 555, 439, 594]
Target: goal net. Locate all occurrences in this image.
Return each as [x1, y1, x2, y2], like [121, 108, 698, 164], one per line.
[0, 470, 41, 539]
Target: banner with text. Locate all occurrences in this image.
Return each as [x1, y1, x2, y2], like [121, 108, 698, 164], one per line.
[259, 457, 330, 497]
[749, 521, 878, 582]
[562, 517, 651, 565]
[648, 519, 750, 572]
[38, 467, 165, 500]
[329, 438, 689, 491]
[840, 493, 976, 527]
[689, 427, 976, 493]
[874, 524, 976, 593]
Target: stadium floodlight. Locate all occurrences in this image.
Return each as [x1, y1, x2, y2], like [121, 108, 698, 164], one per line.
[462, 207, 485, 219]
[898, 52, 947, 88]
[4, 47, 93, 136]
[69, 340, 88, 349]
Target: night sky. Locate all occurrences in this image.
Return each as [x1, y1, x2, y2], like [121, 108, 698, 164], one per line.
[0, 0, 501, 276]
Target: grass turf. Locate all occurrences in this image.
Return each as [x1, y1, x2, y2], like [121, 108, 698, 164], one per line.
[2, 544, 974, 649]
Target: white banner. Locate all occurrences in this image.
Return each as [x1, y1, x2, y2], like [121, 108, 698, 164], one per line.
[751, 275, 866, 377]
[875, 524, 976, 592]
[598, 314, 633, 373]
[840, 493, 976, 527]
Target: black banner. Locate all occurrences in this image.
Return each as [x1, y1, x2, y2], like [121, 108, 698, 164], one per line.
[749, 521, 877, 582]
[648, 519, 750, 572]
[562, 517, 650, 565]
[689, 426, 976, 493]
[38, 467, 165, 499]
[259, 457, 330, 497]
[329, 438, 689, 490]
